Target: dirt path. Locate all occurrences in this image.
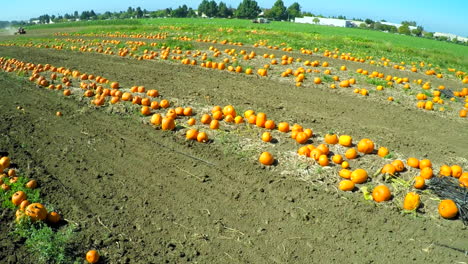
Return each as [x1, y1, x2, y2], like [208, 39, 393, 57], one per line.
[0, 43, 467, 263]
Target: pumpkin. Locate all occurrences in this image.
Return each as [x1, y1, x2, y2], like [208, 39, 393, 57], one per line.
[403, 192, 420, 211]
[324, 133, 338, 144]
[234, 116, 244, 124]
[316, 144, 329, 155]
[0, 156, 11, 168]
[318, 155, 329, 166]
[25, 203, 48, 222]
[16, 209, 27, 223]
[406, 157, 419, 168]
[372, 185, 391, 202]
[357, 138, 374, 154]
[212, 111, 223, 120]
[439, 165, 452, 176]
[339, 169, 352, 179]
[141, 106, 151, 116]
[264, 120, 276, 130]
[86, 250, 100, 264]
[420, 167, 433, 179]
[259, 152, 274, 165]
[196, 132, 208, 143]
[160, 99, 170, 108]
[262, 132, 272, 142]
[451, 165, 462, 178]
[187, 118, 196, 126]
[338, 135, 352, 147]
[183, 107, 193, 116]
[377, 147, 389, 157]
[12, 191, 27, 206]
[297, 146, 310, 156]
[161, 117, 175, 131]
[413, 176, 425, 189]
[47, 211, 61, 223]
[419, 159, 432, 169]
[150, 114, 162, 126]
[350, 169, 368, 184]
[341, 161, 350, 169]
[201, 114, 212, 124]
[295, 132, 309, 144]
[391, 160, 405, 172]
[309, 149, 323, 161]
[345, 148, 358, 159]
[332, 154, 343, 164]
[186, 129, 198, 140]
[438, 200, 458, 219]
[381, 164, 396, 175]
[19, 200, 30, 211]
[110, 82, 119, 89]
[222, 105, 236, 117]
[210, 120, 219, 129]
[277, 122, 290, 133]
[339, 180, 355, 191]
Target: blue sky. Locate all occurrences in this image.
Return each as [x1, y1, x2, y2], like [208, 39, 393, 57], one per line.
[1, 0, 467, 36]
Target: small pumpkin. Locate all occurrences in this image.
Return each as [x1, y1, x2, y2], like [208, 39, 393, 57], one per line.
[438, 199, 458, 219]
[150, 114, 162, 126]
[324, 133, 338, 144]
[338, 135, 352, 147]
[25, 203, 48, 222]
[262, 132, 272, 142]
[161, 117, 175, 131]
[196, 132, 208, 143]
[403, 192, 420, 211]
[372, 185, 391, 202]
[339, 180, 355, 191]
[12, 191, 27, 206]
[350, 169, 368, 184]
[19, 200, 30, 211]
[259, 152, 274, 166]
[377, 147, 389, 157]
[357, 138, 374, 154]
[186, 129, 198, 140]
[86, 250, 100, 264]
[47, 211, 61, 224]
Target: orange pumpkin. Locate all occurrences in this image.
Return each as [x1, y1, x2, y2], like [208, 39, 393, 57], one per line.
[357, 138, 374, 154]
[25, 203, 48, 222]
[403, 192, 420, 211]
[86, 250, 100, 264]
[339, 180, 355, 191]
[372, 185, 391, 202]
[339, 135, 352, 147]
[350, 169, 368, 184]
[324, 133, 338, 144]
[161, 117, 175, 131]
[438, 200, 458, 219]
[12, 191, 27, 206]
[259, 152, 274, 165]
[196, 132, 208, 143]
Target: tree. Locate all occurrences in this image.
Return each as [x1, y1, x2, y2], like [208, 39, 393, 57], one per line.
[136, 7, 143, 18]
[265, 0, 287, 21]
[412, 26, 423, 36]
[73, 11, 79, 18]
[313, 17, 320, 24]
[359, 23, 367, 28]
[218, 2, 233, 18]
[398, 25, 411, 35]
[286, 2, 301, 20]
[172, 5, 189, 18]
[235, 0, 261, 19]
[365, 18, 374, 25]
[401, 20, 417, 26]
[423, 32, 434, 38]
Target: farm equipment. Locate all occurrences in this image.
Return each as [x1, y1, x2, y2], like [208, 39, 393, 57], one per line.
[14, 27, 26, 35]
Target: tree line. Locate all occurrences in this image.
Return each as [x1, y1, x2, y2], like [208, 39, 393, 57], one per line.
[4, 0, 465, 44]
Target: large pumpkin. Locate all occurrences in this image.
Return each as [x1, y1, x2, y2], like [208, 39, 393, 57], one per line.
[25, 203, 48, 222]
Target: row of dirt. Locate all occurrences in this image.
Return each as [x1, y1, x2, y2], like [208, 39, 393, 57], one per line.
[0, 31, 467, 263]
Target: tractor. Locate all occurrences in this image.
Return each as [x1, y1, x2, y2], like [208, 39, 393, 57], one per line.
[14, 27, 26, 35]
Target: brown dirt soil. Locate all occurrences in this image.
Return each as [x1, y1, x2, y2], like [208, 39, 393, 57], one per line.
[0, 39, 468, 264]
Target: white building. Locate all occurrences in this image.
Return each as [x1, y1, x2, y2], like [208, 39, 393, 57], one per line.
[434, 32, 468, 42]
[295, 16, 353, 28]
[381, 22, 416, 30]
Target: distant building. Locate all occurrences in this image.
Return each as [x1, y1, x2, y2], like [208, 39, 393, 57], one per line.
[381, 22, 416, 30]
[295, 16, 353, 28]
[434, 32, 468, 42]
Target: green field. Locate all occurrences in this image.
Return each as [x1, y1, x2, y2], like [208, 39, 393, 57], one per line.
[24, 18, 468, 72]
